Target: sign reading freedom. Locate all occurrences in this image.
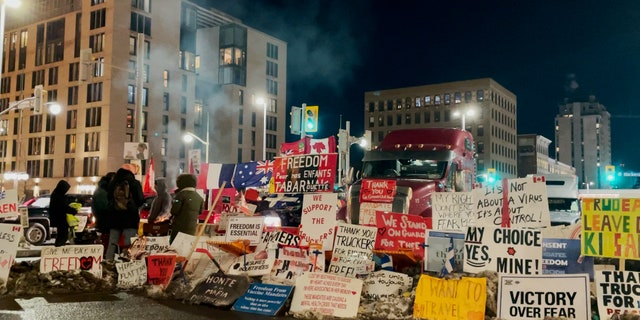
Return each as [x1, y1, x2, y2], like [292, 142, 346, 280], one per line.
[272, 154, 337, 193]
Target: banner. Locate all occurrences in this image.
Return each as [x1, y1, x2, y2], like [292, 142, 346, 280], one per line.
[581, 198, 640, 259]
[272, 154, 337, 193]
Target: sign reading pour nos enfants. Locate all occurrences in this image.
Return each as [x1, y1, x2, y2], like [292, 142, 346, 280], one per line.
[272, 154, 337, 193]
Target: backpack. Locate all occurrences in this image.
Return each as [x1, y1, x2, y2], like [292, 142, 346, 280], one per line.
[113, 180, 131, 211]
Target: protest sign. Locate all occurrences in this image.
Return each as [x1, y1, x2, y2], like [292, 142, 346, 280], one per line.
[359, 179, 396, 203]
[227, 252, 276, 276]
[463, 226, 542, 275]
[232, 283, 293, 316]
[413, 274, 486, 320]
[375, 211, 429, 260]
[116, 260, 147, 289]
[596, 270, 640, 319]
[0, 190, 18, 219]
[328, 224, 377, 277]
[290, 272, 363, 318]
[272, 153, 337, 193]
[359, 202, 392, 225]
[170, 232, 224, 257]
[189, 272, 251, 307]
[40, 245, 103, 278]
[582, 198, 640, 259]
[129, 235, 170, 254]
[474, 177, 550, 228]
[0, 224, 22, 287]
[146, 253, 176, 289]
[432, 191, 475, 231]
[266, 246, 310, 285]
[362, 270, 413, 299]
[424, 230, 465, 273]
[299, 193, 337, 247]
[542, 238, 594, 279]
[261, 230, 300, 247]
[225, 216, 264, 245]
[498, 274, 590, 319]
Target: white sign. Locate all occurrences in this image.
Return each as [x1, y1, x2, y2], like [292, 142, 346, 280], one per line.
[116, 260, 147, 289]
[362, 270, 413, 299]
[123, 142, 149, 160]
[40, 245, 104, 278]
[300, 193, 337, 246]
[596, 270, 640, 319]
[498, 274, 590, 319]
[130, 236, 170, 254]
[431, 191, 475, 231]
[170, 232, 225, 257]
[225, 216, 264, 245]
[0, 190, 19, 219]
[0, 223, 22, 288]
[290, 272, 363, 318]
[358, 202, 392, 225]
[328, 224, 377, 278]
[188, 149, 202, 175]
[227, 253, 275, 277]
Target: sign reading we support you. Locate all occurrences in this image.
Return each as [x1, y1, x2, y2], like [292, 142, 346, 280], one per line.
[299, 193, 337, 246]
[272, 154, 337, 193]
[582, 198, 640, 259]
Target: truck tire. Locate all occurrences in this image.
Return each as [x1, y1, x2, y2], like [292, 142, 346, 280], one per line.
[25, 222, 47, 246]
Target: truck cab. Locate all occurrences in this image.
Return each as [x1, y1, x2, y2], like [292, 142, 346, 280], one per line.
[347, 128, 475, 224]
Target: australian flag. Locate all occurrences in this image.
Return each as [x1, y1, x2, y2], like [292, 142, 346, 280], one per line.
[441, 237, 456, 276]
[233, 161, 273, 188]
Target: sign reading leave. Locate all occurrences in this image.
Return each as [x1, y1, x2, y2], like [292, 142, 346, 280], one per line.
[272, 154, 337, 193]
[375, 211, 429, 259]
[359, 179, 396, 203]
[582, 198, 640, 259]
[40, 245, 103, 278]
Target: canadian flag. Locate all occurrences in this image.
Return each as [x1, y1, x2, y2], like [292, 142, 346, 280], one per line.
[143, 158, 156, 194]
[308, 136, 336, 154]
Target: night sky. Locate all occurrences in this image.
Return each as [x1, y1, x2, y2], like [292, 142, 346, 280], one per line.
[199, 0, 640, 172]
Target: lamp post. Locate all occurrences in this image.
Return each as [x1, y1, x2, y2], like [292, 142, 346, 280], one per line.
[256, 97, 267, 160]
[0, 0, 21, 86]
[453, 108, 475, 131]
[183, 129, 209, 164]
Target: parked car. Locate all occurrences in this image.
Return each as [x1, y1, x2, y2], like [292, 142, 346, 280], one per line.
[4, 194, 98, 245]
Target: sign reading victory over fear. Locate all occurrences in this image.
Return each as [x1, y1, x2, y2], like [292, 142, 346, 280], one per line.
[272, 154, 337, 193]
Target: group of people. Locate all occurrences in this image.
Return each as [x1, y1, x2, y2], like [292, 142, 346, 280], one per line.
[52, 164, 204, 260]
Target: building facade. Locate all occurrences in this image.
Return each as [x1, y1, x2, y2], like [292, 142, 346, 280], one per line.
[517, 134, 575, 177]
[364, 78, 518, 179]
[555, 95, 612, 189]
[0, 0, 286, 198]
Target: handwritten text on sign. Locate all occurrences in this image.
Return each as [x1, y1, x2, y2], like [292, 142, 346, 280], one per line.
[0, 190, 18, 219]
[289, 272, 363, 318]
[272, 154, 337, 193]
[432, 192, 475, 231]
[146, 254, 176, 289]
[414, 274, 486, 320]
[359, 179, 396, 203]
[0, 224, 22, 288]
[299, 193, 337, 245]
[40, 245, 103, 278]
[375, 211, 429, 259]
[328, 224, 377, 277]
[581, 198, 640, 259]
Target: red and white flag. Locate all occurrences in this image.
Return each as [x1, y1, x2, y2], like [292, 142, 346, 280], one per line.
[143, 158, 156, 194]
[309, 136, 336, 154]
[280, 138, 309, 156]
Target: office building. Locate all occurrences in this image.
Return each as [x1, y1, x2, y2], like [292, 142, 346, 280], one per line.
[517, 134, 575, 177]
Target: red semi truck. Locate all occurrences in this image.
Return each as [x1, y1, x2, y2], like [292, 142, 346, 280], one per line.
[347, 128, 476, 224]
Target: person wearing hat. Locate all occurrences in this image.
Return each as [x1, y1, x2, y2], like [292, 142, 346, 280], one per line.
[169, 174, 203, 243]
[105, 166, 144, 259]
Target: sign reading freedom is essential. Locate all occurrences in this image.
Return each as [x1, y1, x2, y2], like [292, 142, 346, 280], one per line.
[40, 245, 103, 278]
[225, 216, 264, 245]
[359, 179, 396, 203]
[414, 274, 486, 320]
[581, 198, 640, 259]
[272, 153, 337, 193]
[498, 274, 590, 319]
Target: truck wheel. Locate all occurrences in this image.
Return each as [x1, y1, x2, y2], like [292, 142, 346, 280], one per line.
[25, 223, 47, 246]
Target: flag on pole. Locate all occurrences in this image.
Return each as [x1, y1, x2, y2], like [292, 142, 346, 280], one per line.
[441, 237, 456, 276]
[309, 136, 336, 154]
[143, 158, 156, 194]
[199, 163, 236, 189]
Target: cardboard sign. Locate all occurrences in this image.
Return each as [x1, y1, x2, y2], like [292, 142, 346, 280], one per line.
[299, 193, 337, 246]
[362, 270, 413, 299]
[463, 226, 542, 275]
[414, 274, 486, 320]
[0, 224, 22, 288]
[375, 211, 429, 260]
[227, 253, 276, 277]
[267, 246, 310, 284]
[225, 216, 264, 245]
[169, 232, 224, 257]
[359, 179, 396, 203]
[116, 260, 147, 289]
[261, 230, 300, 247]
[189, 273, 251, 307]
[358, 202, 392, 225]
[129, 236, 170, 254]
[474, 177, 550, 228]
[432, 191, 475, 231]
[40, 245, 103, 278]
[581, 198, 640, 259]
[232, 283, 293, 316]
[424, 231, 465, 273]
[0, 190, 19, 219]
[146, 254, 176, 289]
[498, 274, 590, 319]
[272, 154, 337, 193]
[328, 224, 377, 277]
[289, 272, 363, 318]
[542, 238, 594, 280]
[596, 270, 640, 319]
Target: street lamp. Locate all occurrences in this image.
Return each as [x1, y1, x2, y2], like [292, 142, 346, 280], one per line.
[452, 108, 475, 131]
[183, 130, 209, 164]
[0, 0, 21, 86]
[256, 97, 267, 160]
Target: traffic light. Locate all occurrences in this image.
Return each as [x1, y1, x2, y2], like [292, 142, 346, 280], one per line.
[33, 85, 44, 114]
[605, 165, 616, 182]
[290, 106, 302, 135]
[487, 168, 497, 184]
[304, 105, 318, 133]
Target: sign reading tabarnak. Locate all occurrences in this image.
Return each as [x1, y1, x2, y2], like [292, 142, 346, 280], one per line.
[272, 154, 337, 193]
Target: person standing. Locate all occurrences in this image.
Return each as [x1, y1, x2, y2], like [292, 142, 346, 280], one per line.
[170, 174, 203, 243]
[105, 166, 144, 260]
[148, 178, 171, 223]
[92, 172, 115, 254]
[50, 180, 77, 247]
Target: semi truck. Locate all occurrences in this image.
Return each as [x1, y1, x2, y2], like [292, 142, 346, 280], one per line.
[346, 128, 476, 224]
[529, 173, 581, 226]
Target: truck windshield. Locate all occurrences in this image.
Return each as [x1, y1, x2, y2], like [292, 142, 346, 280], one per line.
[548, 198, 580, 212]
[362, 159, 448, 179]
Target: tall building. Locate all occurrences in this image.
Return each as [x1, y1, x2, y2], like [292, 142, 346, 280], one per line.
[0, 0, 287, 198]
[517, 134, 575, 177]
[555, 95, 612, 188]
[364, 78, 518, 179]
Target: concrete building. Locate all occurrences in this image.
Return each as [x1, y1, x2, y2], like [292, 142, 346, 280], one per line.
[517, 134, 575, 177]
[364, 78, 518, 179]
[0, 0, 286, 198]
[555, 95, 612, 189]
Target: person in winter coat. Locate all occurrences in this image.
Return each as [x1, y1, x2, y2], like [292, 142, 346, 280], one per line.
[105, 167, 144, 260]
[148, 178, 172, 223]
[50, 180, 77, 247]
[170, 174, 203, 243]
[92, 172, 115, 254]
